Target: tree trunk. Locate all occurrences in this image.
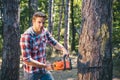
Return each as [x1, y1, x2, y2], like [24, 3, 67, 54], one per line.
[64, 0, 70, 50]
[29, 0, 38, 26]
[77, 0, 113, 80]
[48, 0, 54, 34]
[0, 0, 3, 18]
[71, 0, 76, 51]
[1, 0, 20, 80]
[0, 0, 3, 36]
[57, 0, 64, 41]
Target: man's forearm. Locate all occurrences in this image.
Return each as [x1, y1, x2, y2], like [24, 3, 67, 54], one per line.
[24, 58, 47, 68]
[54, 43, 64, 51]
[54, 43, 68, 55]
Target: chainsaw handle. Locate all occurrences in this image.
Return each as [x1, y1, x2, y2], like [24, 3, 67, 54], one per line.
[63, 55, 72, 70]
[63, 54, 69, 58]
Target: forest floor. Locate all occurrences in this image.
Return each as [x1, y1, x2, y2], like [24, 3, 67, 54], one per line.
[0, 55, 120, 80]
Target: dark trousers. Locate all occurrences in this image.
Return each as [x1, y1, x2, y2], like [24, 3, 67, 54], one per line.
[24, 71, 54, 80]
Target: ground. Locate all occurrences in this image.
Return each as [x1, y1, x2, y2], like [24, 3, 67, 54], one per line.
[19, 68, 77, 80]
[0, 55, 120, 80]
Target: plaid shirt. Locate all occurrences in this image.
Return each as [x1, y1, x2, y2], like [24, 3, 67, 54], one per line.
[20, 27, 57, 73]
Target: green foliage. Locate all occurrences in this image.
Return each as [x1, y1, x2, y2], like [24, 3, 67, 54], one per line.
[112, 0, 120, 74]
[20, 0, 48, 34]
[38, 0, 48, 13]
[74, 0, 82, 7]
[20, 0, 30, 33]
[0, 0, 120, 57]
[112, 0, 120, 57]
[113, 55, 120, 77]
[52, 0, 82, 52]
[70, 0, 82, 51]
[21, 0, 82, 52]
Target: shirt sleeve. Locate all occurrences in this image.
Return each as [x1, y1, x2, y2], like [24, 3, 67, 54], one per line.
[46, 31, 57, 46]
[20, 34, 32, 62]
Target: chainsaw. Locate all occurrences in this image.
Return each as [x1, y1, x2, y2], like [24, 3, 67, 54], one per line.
[51, 55, 72, 71]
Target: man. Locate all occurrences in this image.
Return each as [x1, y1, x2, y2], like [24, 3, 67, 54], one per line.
[20, 12, 68, 80]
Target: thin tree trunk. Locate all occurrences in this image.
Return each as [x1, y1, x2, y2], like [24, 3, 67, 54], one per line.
[29, 0, 38, 26]
[64, 0, 70, 50]
[77, 0, 113, 80]
[48, 0, 54, 34]
[57, 0, 64, 41]
[0, 0, 3, 18]
[1, 0, 20, 80]
[0, 0, 3, 37]
[71, 0, 76, 51]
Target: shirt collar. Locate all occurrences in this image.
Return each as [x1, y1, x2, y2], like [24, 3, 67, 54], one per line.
[31, 27, 46, 36]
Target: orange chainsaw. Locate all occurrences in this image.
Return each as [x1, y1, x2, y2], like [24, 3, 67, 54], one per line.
[51, 55, 72, 71]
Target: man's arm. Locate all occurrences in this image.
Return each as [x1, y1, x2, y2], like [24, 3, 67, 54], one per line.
[24, 58, 52, 70]
[46, 30, 69, 56]
[53, 42, 69, 56]
[24, 58, 47, 68]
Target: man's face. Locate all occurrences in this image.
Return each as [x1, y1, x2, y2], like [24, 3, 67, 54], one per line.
[32, 17, 45, 33]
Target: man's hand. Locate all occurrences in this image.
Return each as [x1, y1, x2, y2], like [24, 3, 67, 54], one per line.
[62, 47, 69, 57]
[45, 64, 53, 71]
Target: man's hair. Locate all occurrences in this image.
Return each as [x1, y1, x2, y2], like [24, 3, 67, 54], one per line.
[32, 12, 46, 21]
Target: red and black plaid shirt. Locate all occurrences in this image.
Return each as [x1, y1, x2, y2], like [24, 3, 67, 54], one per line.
[20, 27, 57, 73]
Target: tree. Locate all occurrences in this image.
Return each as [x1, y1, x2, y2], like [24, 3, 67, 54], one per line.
[71, 0, 75, 51]
[57, 0, 64, 42]
[1, 0, 20, 80]
[29, 0, 38, 26]
[77, 0, 113, 80]
[64, 0, 70, 50]
[0, 0, 3, 56]
[48, 0, 54, 34]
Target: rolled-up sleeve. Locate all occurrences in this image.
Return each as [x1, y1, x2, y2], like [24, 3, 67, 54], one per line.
[20, 34, 32, 62]
[46, 31, 57, 46]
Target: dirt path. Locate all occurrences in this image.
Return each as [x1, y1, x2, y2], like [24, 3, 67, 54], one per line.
[52, 69, 77, 80]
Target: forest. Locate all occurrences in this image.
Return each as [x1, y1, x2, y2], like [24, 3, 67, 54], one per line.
[0, 0, 120, 80]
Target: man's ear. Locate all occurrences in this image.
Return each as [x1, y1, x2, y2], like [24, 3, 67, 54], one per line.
[32, 19, 36, 24]
[32, 19, 35, 23]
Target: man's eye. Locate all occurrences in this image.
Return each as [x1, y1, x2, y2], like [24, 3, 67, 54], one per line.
[38, 21, 44, 23]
